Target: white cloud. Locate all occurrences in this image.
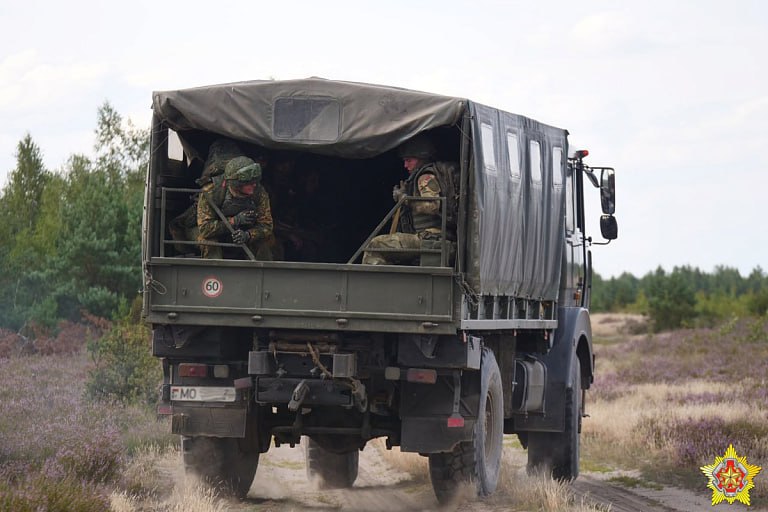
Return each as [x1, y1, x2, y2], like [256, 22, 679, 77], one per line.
[570, 12, 632, 48]
[0, 50, 108, 112]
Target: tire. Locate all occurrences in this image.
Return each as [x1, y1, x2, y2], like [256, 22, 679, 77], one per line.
[182, 436, 259, 498]
[526, 355, 582, 481]
[304, 437, 359, 489]
[428, 348, 504, 503]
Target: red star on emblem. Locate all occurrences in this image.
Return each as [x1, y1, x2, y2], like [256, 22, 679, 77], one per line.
[716, 460, 745, 494]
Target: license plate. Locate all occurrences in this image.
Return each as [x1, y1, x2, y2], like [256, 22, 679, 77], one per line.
[170, 386, 237, 402]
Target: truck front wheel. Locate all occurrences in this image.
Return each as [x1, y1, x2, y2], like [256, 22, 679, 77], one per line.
[428, 348, 504, 503]
[304, 437, 359, 489]
[182, 436, 259, 498]
[526, 355, 582, 480]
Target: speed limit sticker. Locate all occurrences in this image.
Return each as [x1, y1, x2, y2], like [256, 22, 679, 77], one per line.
[202, 277, 223, 298]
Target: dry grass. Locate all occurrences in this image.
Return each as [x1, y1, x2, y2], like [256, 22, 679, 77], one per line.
[591, 313, 648, 339]
[491, 449, 610, 512]
[110, 444, 230, 512]
[583, 380, 758, 470]
[584, 313, 768, 503]
[162, 478, 227, 512]
[371, 438, 430, 482]
[372, 437, 608, 511]
[110, 480, 226, 512]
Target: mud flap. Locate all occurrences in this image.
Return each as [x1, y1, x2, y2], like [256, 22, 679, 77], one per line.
[172, 405, 247, 437]
[401, 416, 476, 453]
[399, 370, 480, 453]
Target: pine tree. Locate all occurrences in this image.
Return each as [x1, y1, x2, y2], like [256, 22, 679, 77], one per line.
[646, 266, 697, 331]
[0, 134, 53, 328]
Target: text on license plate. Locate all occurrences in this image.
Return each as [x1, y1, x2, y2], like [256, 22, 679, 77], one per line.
[170, 386, 236, 402]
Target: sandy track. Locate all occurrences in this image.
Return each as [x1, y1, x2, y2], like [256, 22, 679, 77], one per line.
[226, 441, 442, 512]
[198, 440, 736, 512]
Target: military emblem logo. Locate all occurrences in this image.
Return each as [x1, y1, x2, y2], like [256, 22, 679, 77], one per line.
[701, 444, 761, 506]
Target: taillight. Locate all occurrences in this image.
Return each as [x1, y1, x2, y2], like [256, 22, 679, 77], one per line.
[405, 368, 437, 384]
[447, 414, 465, 428]
[178, 363, 208, 377]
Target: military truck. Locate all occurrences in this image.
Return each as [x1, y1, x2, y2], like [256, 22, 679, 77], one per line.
[143, 78, 618, 501]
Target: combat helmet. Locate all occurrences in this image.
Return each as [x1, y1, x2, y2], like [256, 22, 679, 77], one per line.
[224, 156, 262, 185]
[397, 134, 436, 160]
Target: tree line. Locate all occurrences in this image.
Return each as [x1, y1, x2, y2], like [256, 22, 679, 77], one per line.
[592, 265, 768, 331]
[0, 103, 147, 332]
[1, 104, 766, 334]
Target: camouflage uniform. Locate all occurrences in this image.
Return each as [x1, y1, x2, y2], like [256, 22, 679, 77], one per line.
[197, 157, 275, 260]
[169, 138, 244, 254]
[362, 162, 444, 265]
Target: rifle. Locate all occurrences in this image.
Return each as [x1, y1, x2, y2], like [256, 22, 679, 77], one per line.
[201, 191, 257, 261]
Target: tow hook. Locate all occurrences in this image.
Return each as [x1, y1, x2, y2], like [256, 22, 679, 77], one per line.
[288, 379, 309, 411]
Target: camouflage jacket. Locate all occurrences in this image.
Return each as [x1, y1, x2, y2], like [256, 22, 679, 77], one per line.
[403, 162, 443, 235]
[197, 176, 274, 242]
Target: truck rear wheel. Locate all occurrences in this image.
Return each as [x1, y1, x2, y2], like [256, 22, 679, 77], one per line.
[428, 348, 503, 503]
[182, 436, 259, 498]
[526, 355, 582, 480]
[304, 437, 359, 489]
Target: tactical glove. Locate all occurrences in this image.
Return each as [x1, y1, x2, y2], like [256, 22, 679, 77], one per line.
[232, 229, 251, 245]
[392, 181, 406, 203]
[231, 210, 257, 227]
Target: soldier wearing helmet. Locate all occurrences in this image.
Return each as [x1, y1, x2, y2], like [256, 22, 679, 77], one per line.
[197, 156, 274, 259]
[363, 134, 453, 265]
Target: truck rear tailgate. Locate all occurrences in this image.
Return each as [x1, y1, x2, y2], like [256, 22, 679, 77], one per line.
[146, 258, 456, 334]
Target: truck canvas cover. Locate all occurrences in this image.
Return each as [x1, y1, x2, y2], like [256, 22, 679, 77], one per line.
[151, 78, 567, 303]
[469, 103, 567, 299]
[153, 78, 465, 159]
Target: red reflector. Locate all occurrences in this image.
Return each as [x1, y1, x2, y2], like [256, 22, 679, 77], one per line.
[179, 363, 207, 377]
[447, 415, 465, 428]
[157, 404, 173, 415]
[576, 149, 589, 158]
[406, 368, 437, 384]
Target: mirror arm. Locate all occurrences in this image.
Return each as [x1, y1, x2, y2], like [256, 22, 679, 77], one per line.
[584, 169, 599, 188]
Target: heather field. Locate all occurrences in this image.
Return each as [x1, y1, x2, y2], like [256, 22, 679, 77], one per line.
[0, 327, 174, 511]
[583, 313, 768, 505]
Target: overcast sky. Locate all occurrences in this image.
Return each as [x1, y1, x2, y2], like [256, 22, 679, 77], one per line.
[1, 0, 765, 278]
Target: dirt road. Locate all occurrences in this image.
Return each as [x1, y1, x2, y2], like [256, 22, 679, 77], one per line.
[192, 440, 723, 512]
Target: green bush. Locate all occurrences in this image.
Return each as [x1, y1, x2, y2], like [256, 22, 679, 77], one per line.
[86, 306, 161, 405]
[748, 289, 768, 317]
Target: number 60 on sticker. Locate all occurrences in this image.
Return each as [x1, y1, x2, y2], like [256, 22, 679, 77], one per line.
[202, 277, 223, 298]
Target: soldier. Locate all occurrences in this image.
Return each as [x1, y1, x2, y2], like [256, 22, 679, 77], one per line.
[197, 156, 274, 260]
[169, 138, 248, 254]
[363, 135, 455, 265]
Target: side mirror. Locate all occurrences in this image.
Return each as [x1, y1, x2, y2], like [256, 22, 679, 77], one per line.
[600, 215, 618, 240]
[600, 168, 615, 215]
